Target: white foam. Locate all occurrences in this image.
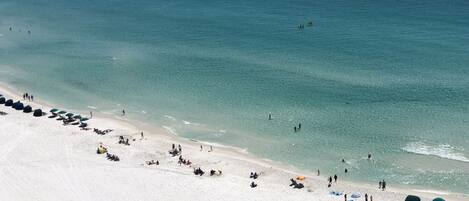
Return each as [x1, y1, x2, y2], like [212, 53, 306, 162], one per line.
[403, 142, 469, 163]
[182, 120, 199, 126]
[164, 115, 176, 121]
[87, 106, 97, 109]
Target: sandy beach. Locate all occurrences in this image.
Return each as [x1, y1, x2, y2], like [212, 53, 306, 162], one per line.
[0, 84, 468, 201]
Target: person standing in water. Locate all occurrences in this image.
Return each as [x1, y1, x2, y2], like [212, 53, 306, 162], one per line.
[122, 109, 125, 116]
[268, 113, 272, 120]
[90, 111, 93, 118]
[317, 169, 320, 176]
[368, 153, 372, 160]
[298, 123, 301, 130]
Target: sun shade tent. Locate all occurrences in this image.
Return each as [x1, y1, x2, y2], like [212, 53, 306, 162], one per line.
[50, 108, 59, 113]
[0, 97, 6, 104]
[405, 195, 421, 201]
[5, 99, 14, 106]
[33, 109, 43, 117]
[23, 105, 33, 113]
[433, 198, 445, 201]
[13, 102, 24, 110]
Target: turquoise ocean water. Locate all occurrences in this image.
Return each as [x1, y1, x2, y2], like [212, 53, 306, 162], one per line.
[1, 0, 468, 194]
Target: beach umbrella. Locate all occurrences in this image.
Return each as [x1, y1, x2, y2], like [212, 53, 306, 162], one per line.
[5, 99, 14, 106]
[0, 97, 5, 104]
[58, 111, 67, 114]
[73, 115, 82, 119]
[405, 195, 421, 201]
[33, 109, 43, 117]
[50, 108, 59, 113]
[66, 113, 74, 117]
[23, 105, 33, 113]
[14, 102, 24, 110]
[351, 192, 361, 198]
[433, 198, 445, 201]
[80, 117, 90, 122]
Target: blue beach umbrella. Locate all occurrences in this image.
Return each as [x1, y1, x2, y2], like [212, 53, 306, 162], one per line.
[405, 195, 421, 201]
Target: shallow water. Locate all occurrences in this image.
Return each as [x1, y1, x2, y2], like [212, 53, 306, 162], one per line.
[1, 0, 469, 194]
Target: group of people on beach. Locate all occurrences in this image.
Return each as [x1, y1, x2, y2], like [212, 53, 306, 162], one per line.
[94, 128, 113, 135]
[289, 178, 305, 189]
[379, 180, 387, 191]
[22, 93, 34, 101]
[106, 153, 120, 161]
[178, 155, 192, 166]
[249, 171, 261, 188]
[118, 136, 130, 146]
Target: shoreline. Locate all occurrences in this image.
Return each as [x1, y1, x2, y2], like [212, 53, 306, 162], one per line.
[1, 82, 468, 201]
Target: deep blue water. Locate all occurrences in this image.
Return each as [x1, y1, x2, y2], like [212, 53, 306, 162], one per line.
[1, 0, 469, 194]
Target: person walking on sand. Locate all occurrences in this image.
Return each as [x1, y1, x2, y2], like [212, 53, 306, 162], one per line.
[31, 95, 34, 101]
[365, 193, 368, 201]
[344, 194, 347, 201]
[334, 174, 337, 182]
[382, 180, 386, 191]
[90, 111, 93, 118]
[141, 132, 144, 139]
[370, 195, 373, 201]
[200, 145, 203, 151]
[178, 144, 182, 152]
[317, 169, 320, 176]
[379, 181, 382, 189]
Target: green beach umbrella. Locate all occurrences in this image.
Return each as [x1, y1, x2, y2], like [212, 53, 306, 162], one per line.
[433, 198, 445, 201]
[405, 195, 421, 201]
[73, 115, 82, 119]
[58, 111, 67, 115]
[65, 113, 74, 117]
[80, 118, 89, 122]
[50, 108, 59, 113]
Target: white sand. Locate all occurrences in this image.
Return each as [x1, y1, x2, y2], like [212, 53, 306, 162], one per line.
[0, 85, 468, 201]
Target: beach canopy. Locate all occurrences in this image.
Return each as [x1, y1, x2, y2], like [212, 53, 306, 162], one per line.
[23, 105, 33, 113]
[33, 109, 43, 117]
[58, 111, 67, 114]
[433, 198, 445, 201]
[0, 97, 6, 104]
[5, 99, 14, 106]
[13, 102, 24, 110]
[405, 195, 421, 201]
[50, 108, 59, 113]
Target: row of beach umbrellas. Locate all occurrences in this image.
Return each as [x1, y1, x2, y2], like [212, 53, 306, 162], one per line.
[0, 95, 43, 116]
[50, 108, 89, 122]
